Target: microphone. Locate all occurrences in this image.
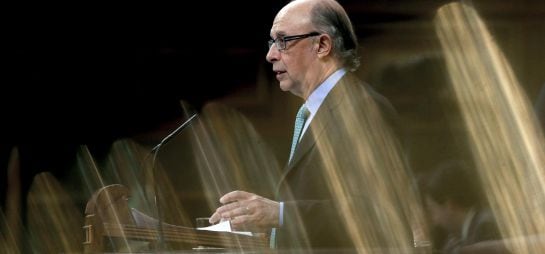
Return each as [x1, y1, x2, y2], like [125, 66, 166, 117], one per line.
[149, 112, 198, 251]
[151, 113, 199, 152]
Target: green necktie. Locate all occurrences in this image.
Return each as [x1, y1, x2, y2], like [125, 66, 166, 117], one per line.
[271, 105, 310, 249]
[289, 105, 310, 162]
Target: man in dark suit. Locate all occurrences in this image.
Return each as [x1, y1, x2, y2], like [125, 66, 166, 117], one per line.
[422, 160, 503, 253]
[209, 0, 417, 250]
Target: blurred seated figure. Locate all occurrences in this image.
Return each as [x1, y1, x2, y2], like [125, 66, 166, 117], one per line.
[455, 83, 545, 254]
[421, 160, 502, 253]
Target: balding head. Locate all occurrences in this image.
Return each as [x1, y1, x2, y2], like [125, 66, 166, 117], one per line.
[281, 0, 360, 71]
[266, 0, 359, 99]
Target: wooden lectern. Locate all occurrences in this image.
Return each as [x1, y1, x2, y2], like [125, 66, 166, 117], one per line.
[83, 184, 269, 253]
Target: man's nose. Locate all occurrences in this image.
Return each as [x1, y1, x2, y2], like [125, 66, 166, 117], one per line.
[266, 46, 279, 63]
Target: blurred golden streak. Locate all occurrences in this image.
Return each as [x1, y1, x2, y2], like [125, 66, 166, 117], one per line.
[314, 86, 428, 252]
[435, 2, 545, 253]
[106, 139, 193, 227]
[190, 103, 281, 210]
[27, 172, 82, 253]
[189, 114, 231, 210]
[76, 145, 134, 252]
[1, 147, 22, 253]
[77, 145, 107, 196]
[155, 159, 194, 227]
[106, 139, 155, 214]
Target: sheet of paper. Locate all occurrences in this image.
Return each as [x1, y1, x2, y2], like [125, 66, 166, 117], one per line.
[196, 220, 253, 236]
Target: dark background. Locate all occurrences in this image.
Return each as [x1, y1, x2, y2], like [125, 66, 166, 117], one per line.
[3, 1, 282, 143]
[2, 0, 451, 143]
[3, 0, 543, 143]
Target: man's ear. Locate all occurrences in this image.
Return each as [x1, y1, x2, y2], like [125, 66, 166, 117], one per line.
[315, 34, 332, 56]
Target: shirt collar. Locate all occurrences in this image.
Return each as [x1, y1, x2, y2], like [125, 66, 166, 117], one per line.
[299, 68, 347, 139]
[304, 68, 347, 116]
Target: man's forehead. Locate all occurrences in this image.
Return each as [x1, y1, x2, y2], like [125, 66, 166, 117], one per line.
[270, 13, 311, 36]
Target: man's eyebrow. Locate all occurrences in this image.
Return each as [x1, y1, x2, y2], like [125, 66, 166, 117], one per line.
[272, 32, 287, 38]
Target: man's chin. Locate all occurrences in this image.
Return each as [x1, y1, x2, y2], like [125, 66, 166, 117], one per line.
[279, 82, 291, 92]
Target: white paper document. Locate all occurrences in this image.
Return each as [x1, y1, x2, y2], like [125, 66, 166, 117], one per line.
[196, 220, 253, 236]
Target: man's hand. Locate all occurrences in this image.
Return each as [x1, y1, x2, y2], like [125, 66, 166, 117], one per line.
[209, 190, 279, 232]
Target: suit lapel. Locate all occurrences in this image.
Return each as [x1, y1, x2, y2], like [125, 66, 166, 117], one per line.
[276, 74, 353, 187]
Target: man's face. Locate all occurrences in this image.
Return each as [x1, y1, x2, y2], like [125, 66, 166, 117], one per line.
[265, 2, 317, 99]
[425, 195, 451, 231]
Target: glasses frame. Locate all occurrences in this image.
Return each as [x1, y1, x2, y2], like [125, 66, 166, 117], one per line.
[268, 32, 321, 50]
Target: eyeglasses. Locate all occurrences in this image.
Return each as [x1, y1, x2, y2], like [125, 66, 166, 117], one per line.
[268, 32, 321, 50]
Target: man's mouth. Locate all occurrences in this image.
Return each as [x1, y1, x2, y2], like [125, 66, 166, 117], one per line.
[275, 70, 286, 78]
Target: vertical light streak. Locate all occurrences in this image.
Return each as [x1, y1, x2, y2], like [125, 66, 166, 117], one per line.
[314, 82, 429, 253]
[75, 145, 132, 252]
[107, 138, 194, 227]
[190, 102, 281, 211]
[435, 2, 545, 253]
[106, 140, 155, 216]
[27, 172, 83, 253]
[1, 147, 22, 253]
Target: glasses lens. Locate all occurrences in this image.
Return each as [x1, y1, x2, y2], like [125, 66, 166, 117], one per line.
[277, 38, 285, 50]
[268, 37, 287, 50]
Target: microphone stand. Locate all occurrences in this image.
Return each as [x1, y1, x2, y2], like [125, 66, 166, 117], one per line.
[149, 113, 198, 252]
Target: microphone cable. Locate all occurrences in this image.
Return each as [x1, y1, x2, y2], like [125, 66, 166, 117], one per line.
[147, 112, 198, 252]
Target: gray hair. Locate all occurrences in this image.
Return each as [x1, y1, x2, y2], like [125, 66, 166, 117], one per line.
[310, 0, 360, 71]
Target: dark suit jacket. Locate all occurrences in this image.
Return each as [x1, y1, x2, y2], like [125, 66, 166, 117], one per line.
[443, 208, 502, 254]
[275, 73, 414, 250]
[465, 208, 502, 245]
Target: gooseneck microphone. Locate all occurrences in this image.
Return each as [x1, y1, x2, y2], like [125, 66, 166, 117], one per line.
[149, 112, 198, 251]
[151, 113, 199, 152]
